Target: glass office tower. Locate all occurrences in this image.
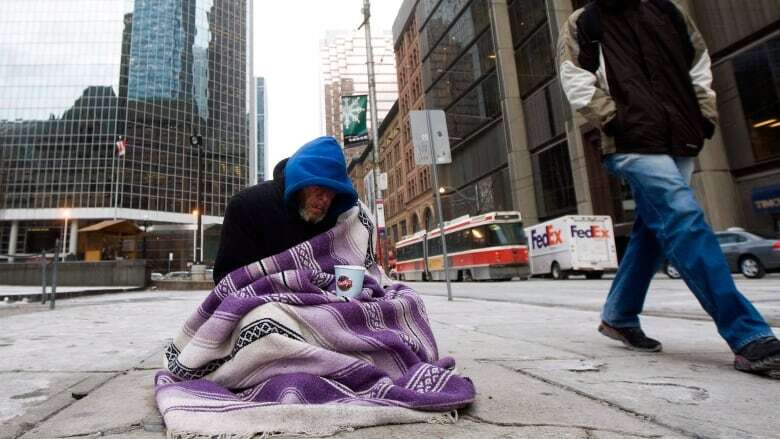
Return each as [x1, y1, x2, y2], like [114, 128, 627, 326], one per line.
[0, 0, 250, 266]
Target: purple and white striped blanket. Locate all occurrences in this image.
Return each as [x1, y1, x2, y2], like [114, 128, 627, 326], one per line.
[155, 205, 475, 438]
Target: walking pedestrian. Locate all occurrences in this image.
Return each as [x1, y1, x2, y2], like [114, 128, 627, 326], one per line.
[557, 0, 779, 377]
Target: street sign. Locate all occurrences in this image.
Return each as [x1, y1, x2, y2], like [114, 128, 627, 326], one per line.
[410, 110, 452, 165]
[378, 172, 388, 191]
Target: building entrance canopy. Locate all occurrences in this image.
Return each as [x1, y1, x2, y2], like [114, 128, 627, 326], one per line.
[79, 220, 143, 262]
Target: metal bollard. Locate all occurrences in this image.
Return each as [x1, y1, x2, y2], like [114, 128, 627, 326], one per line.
[41, 250, 48, 304]
[50, 240, 59, 310]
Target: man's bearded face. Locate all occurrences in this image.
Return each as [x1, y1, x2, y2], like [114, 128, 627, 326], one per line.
[297, 186, 336, 224]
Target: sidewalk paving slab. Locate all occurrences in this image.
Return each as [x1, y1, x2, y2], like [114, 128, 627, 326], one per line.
[3, 291, 778, 439]
[17, 370, 164, 439]
[427, 297, 780, 439]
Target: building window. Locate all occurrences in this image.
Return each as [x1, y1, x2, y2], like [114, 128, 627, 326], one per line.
[508, 0, 548, 44]
[732, 35, 780, 162]
[515, 25, 556, 97]
[427, 30, 496, 109]
[445, 72, 501, 143]
[532, 141, 577, 220]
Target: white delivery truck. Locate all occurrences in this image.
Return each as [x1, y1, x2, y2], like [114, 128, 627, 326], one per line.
[525, 215, 618, 280]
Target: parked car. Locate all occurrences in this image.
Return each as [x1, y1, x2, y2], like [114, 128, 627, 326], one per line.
[150, 272, 164, 281]
[664, 228, 780, 279]
[164, 271, 191, 280]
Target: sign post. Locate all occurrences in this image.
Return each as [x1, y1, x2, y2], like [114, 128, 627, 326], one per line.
[410, 110, 453, 301]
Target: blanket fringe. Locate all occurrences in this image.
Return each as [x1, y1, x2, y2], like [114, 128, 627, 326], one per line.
[168, 432, 276, 439]
[167, 431, 351, 439]
[166, 413, 458, 439]
[427, 410, 459, 424]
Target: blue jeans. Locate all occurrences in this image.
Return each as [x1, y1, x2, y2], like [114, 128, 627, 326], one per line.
[601, 153, 774, 352]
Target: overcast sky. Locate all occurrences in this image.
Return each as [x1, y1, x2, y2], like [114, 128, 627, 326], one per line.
[253, 0, 403, 178]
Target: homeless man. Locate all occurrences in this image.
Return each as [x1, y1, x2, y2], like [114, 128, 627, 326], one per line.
[156, 136, 475, 438]
[558, 0, 779, 377]
[213, 136, 359, 284]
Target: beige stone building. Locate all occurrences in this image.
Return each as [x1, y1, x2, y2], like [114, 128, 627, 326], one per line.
[320, 29, 398, 163]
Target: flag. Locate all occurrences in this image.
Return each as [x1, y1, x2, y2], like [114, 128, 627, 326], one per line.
[115, 138, 127, 157]
[341, 95, 368, 148]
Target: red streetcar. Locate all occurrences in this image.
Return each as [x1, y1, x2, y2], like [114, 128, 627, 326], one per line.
[394, 211, 529, 281]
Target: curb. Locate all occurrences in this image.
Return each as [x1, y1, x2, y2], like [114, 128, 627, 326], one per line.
[1, 286, 148, 304]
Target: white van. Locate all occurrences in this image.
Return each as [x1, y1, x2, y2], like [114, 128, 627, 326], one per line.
[525, 215, 618, 279]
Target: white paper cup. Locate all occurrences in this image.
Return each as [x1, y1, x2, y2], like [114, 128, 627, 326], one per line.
[334, 265, 366, 298]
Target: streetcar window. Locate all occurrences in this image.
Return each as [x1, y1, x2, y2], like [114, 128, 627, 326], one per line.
[411, 242, 423, 259]
[396, 241, 425, 261]
[486, 223, 527, 246]
[449, 229, 471, 253]
[428, 236, 442, 256]
[471, 227, 488, 247]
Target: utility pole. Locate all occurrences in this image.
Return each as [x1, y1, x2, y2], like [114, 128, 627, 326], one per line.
[361, 0, 383, 267]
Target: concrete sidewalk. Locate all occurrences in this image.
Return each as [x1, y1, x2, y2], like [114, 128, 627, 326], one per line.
[4, 291, 779, 439]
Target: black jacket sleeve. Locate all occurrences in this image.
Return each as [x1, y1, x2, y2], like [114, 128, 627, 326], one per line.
[213, 197, 259, 283]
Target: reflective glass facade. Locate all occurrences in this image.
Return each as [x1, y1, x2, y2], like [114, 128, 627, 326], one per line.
[693, 0, 780, 235]
[0, 0, 249, 217]
[508, 0, 576, 221]
[417, 0, 511, 220]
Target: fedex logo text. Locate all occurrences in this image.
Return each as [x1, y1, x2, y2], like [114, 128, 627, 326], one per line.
[570, 225, 610, 239]
[531, 225, 563, 249]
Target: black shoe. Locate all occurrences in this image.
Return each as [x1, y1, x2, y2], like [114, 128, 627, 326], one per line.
[598, 321, 662, 352]
[734, 336, 780, 378]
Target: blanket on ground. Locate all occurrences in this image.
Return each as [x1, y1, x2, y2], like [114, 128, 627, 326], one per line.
[155, 205, 476, 439]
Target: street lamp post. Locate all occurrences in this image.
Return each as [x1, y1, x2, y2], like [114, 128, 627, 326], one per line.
[190, 134, 203, 265]
[192, 209, 198, 265]
[61, 209, 70, 262]
[50, 239, 59, 310]
[142, 214, 149, 259]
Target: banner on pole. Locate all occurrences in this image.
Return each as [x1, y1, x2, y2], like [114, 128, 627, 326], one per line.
[341, 95, 368, 148]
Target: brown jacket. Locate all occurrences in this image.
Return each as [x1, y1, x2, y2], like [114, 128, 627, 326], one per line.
[557, 0, 718, 156]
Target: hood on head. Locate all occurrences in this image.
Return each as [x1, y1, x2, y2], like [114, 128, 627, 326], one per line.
[283, 136, 358, 217]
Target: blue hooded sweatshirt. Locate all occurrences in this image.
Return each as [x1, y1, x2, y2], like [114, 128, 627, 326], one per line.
[283, 136, 358, 217]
